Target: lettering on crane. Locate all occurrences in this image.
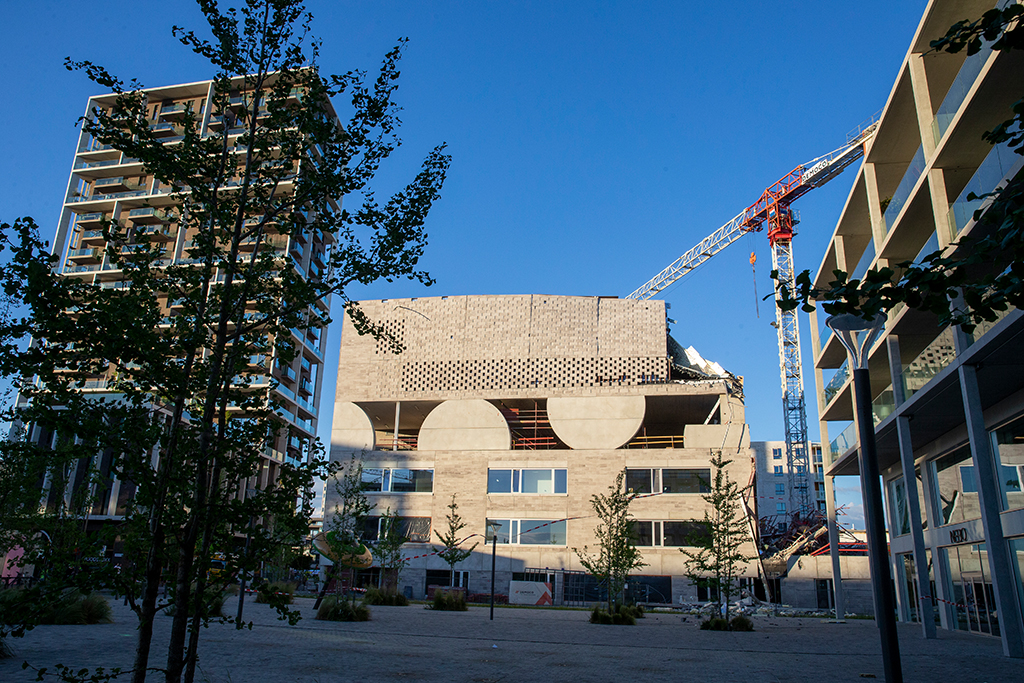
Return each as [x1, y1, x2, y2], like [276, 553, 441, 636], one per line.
[800, 159, 830, 185]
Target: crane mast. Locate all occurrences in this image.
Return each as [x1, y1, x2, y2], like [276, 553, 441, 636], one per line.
[627, 122, 877, 520]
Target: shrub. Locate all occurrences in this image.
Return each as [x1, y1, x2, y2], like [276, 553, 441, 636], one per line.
[730, 615, 754, 631]
[363, 587, 409, 606]
[430, 589, 467, 611]
[79, 593, 113, 624]
[0, 637, 12, 660]
[40, 591, 113, 625]
[166, 585, 226, 618]
[255, 581, 296, 604]
[589, 604, 636, 625]
[316, 596, 370, 622]
[700, 617, 730, 631]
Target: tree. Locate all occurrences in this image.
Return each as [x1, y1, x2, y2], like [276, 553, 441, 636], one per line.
[374, 507, 409, 593]
[0, 0, 448, 681]
[318, 454, 374, 605]
[679, 452, 750, 622]
[433, 494, 477, 588]
[573, 469, 646, 614]
[775, 5, 1024, 330]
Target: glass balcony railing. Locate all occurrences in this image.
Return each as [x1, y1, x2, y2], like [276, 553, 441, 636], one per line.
[850, 238, 876, 282]
[933, 39, 995, 144]
[912, 231, 940, 265]
[882, 145, 925, 233]
[947, 142, 1024, 240]
[872, 386, 895, 425]
[828, 421, 857, 465]
[822, 359, 850, 406]
[900, 327, 957, 399]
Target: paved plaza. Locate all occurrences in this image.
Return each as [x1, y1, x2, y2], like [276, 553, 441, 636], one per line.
[1, 595, 1019, 682]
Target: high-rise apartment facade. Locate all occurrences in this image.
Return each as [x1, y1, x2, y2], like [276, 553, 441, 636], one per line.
[328, 294, 756, 603]
[810, 0, 1024, 656]
[45, 78, 331, 528]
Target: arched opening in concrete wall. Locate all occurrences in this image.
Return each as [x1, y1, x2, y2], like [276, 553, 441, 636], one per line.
[353, 400, 441, 451]
[487, 398, 568, 450]
[623, 394, 724, 449]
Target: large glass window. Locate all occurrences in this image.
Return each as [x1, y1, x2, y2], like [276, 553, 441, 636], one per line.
[625, 468, 709, 494]
[662, 521, 710, 547]
[932, 446, 980, 526]
[992, 417, 1024, 512]
[487, 468, 566, 494]
[361, 468, 433, 493]
[362, 516, 431, 543]
[485, 518, 565, 545]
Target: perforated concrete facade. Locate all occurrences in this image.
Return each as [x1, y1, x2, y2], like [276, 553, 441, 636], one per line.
[327, 294, 756, 604]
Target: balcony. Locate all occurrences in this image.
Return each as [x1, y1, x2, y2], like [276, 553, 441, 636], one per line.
[128, 207, 173, 224]
[76, 212, 105, 227]
[900, 327, 957, 399]
[79, 230, 106, 246]
[872, 386, 895, 426]
[158, 103, 192, 119]
[66, 248, 103, 263]
[134, 224, 175, 241]
[828, 422, 857, 465]
[94, 176, 138, 193]
[881, 144, 925, 234]
[149, 121, 180, 137]
[946, 142, 1024, 240]
[74, 158, 121, 171]
[822, 359, 850, 406]
[299, 378, 313, 396]
[933, 39, 994, 144]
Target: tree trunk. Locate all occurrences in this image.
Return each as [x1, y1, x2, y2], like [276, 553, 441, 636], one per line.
[131, 526, 165, 683]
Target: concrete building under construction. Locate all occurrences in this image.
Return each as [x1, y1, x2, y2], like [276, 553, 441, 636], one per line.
[327, 294, 756, 603]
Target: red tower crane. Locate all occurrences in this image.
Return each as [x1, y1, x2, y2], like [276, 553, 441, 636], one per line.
[627, 121, 877, 516]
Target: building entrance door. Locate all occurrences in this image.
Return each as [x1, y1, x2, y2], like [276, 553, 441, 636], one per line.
[944, 543, 1000, 637]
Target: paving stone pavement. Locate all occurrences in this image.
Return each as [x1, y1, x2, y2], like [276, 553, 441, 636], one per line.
[1, 595, 1020, 682]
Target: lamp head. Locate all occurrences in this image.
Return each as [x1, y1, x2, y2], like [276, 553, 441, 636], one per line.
[825, 313, 886, 370]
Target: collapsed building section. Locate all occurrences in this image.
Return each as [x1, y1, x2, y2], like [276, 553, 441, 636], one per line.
[328, 294, 757, 604]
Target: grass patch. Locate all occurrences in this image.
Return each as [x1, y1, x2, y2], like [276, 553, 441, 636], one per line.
[316, 596, 370, 621]
[589, 604, 642, 625]
[255, 581, 296, 605]
[429, 589, 467, 611]
[363, 587, 408, 606]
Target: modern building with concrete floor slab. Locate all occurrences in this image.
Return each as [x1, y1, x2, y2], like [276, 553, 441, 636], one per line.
[326, 294, 757, 604]
[809, 0, 1024, 658]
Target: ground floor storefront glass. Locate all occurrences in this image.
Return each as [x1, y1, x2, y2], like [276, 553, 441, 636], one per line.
[943, 544, 1000, 636]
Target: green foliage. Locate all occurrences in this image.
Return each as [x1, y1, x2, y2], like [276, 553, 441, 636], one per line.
[374, 507, 409, 592]
[700, 617, 730, 631]
[573, 469, 647, 614]
[679, 452, 750, 623]
[1, 3, 447, 680]
[729, 615, 754, 631]
[1, 589, 113, 626]
[363, 587, 409, 606]
[588, 603, 637, 625]
[429, 589, 467, 612]
[327, 454, 375, 553]
[774, 6, 1024, 332]
[432, 494, 477, 587]
[254, 581, 296, 604]
[166, 585, 227, 619]
[316, 595, 370, 622]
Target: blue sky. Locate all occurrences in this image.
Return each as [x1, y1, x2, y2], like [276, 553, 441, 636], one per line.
[0, 1, 933, 526]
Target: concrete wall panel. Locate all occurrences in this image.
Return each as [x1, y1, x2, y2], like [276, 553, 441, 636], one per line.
[418, 399, 511, 451]
[547, 395, 645, 450]
[331, 401, 375, 454]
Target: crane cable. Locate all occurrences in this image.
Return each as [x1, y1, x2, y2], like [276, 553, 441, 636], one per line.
[750, 251, 759, 318]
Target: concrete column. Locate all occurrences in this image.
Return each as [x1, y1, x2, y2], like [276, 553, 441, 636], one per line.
[919, 458, 954, 630]
[393, 401, 401, 451]
[823, 469, 846, 619]
[886, 336, 936, 637]
[957, 361, 1024, 657]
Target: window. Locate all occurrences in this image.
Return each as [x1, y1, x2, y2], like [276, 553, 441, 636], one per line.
[631, 520, 708, 547]
[487, 468, 567, 494]
[774, 466, 784, 477]
[625, 468, 710, 494]
[776, 502, 786, 513]
[362, 468, 433, 493]
[772, 448, 783, 460]
[362, 516, 431, 543]
[485, 518, 566, 545]
[795, 465, 807, 475]
[775, 483, 785, 495]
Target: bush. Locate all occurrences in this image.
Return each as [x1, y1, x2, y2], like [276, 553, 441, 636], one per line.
[42, 591, 113, 625]
[430, 589, 467, 611]
[589, 604, 636, 625]
[730, 615, 754, 631]
[700, 617, 730, 631]
[363, 587, 409, 606]
[0, 637, 14, 659]
[255, 581, 296, 604]
[166, 585, 226, 618]
[316, 596, 370, 622]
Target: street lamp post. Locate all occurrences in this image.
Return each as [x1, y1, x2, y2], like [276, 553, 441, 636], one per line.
[488, 521, 501, 621]
[826, 313, 902, 683]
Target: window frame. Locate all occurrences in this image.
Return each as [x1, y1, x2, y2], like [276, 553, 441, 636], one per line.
[485, 518, 567, 546]
[361, 467, 434, 494]
[486, 468, 567, 495]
